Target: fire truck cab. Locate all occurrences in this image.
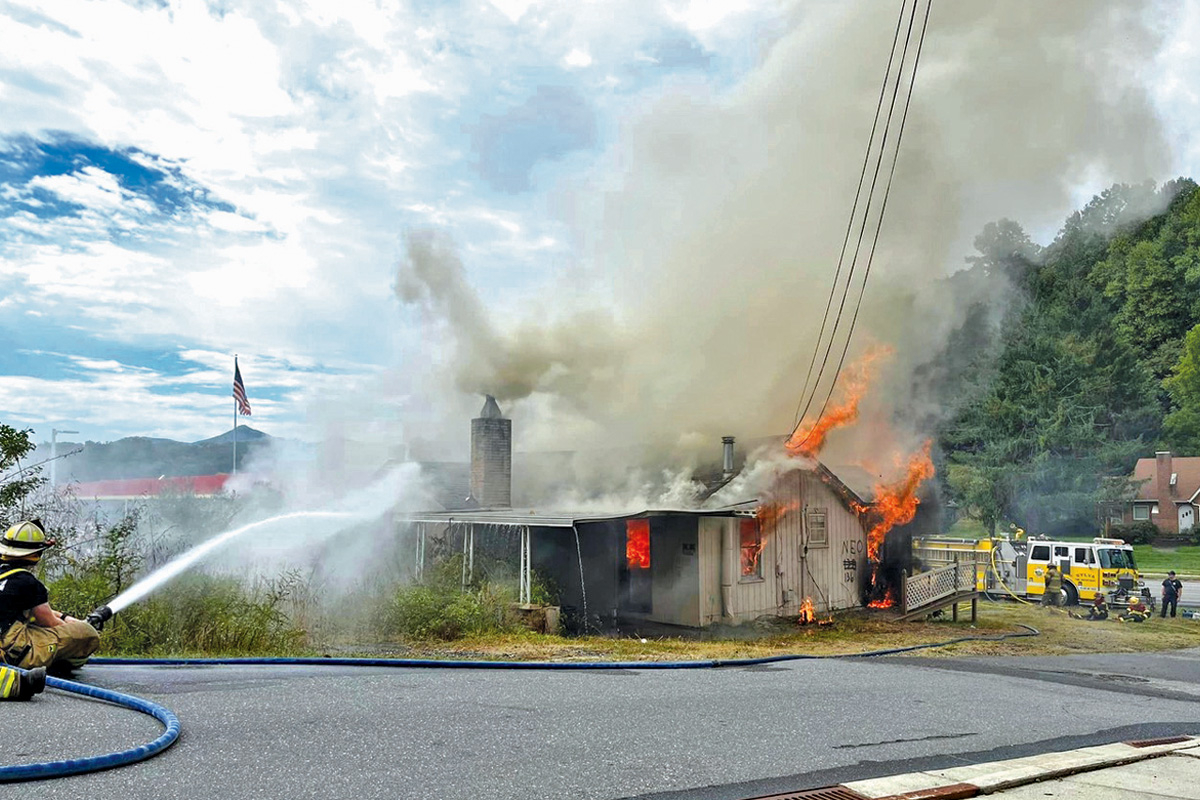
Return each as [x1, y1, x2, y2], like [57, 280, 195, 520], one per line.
[913, 535, 1151, 609]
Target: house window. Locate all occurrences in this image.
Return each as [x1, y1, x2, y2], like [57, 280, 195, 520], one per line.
[1133, 505, 1149, 521]
[806, 508, 828, 548]
[739, 518, 763, 581]
[625, 519, 650, 569]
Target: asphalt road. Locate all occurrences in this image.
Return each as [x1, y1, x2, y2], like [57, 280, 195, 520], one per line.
[9, 649, 1200, 800]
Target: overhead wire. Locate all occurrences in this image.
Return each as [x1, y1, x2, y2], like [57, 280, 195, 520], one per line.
[793, 0, 913, 427]
[790, 0, 933, 450]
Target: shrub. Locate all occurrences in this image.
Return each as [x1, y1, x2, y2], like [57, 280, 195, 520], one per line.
[46, 512, 305, 655]
[1106, 521, 1158, 545]
[384, 555, 518, 640]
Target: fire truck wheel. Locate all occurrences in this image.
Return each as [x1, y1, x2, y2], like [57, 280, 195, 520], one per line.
[1062, 582, 1079, 606]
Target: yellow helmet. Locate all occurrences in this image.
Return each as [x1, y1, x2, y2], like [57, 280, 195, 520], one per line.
[0, 519, 54, 558]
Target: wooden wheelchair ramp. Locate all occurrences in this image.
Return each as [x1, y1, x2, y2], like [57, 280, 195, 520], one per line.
[899, 562, 979, 621]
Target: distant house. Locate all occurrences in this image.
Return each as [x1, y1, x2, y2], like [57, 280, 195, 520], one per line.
[1123, 451, 1200, 534]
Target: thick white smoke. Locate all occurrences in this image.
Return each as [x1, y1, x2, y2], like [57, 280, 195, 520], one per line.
[395, 1, 1179, 499]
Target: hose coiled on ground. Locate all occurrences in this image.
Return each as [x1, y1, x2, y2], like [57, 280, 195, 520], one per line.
[0, 672, 180, 782]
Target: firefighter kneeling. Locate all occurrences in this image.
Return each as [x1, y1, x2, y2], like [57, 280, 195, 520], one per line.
[0, 520, 100, 691]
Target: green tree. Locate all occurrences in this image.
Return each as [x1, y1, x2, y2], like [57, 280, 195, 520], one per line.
[0, 424, 43, 519]
[1163, 323, 1200, 452]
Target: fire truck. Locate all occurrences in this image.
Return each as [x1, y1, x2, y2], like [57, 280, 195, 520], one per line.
[912, 534, 1154, 610]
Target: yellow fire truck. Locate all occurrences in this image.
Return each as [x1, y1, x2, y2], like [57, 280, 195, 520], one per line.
[912, 534, 1153, 609]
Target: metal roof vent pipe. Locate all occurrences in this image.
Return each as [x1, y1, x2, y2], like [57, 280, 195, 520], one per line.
[722, 436, 735, 480]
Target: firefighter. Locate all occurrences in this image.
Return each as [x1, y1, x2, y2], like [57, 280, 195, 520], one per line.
[0, 520, 100, 673]
[1120, 597, 1152, 623]
[1085, 595, 1108, 621]
[1041, 564, 1063, 607]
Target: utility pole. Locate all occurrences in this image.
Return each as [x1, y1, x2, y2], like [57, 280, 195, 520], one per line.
[50, 428, 79, 487]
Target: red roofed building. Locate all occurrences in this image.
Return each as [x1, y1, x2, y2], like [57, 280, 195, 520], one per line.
[1124, 451, 1200, 534]
[69, 474, 231, 500]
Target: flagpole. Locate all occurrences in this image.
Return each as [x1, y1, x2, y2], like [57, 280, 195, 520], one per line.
[232, 354, 238, 476]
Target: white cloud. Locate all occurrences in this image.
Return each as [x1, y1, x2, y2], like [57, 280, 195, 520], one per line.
[564, 47, 593, 68]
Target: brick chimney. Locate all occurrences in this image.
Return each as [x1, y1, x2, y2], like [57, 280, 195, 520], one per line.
[470, 395, 512, 508]
[1156, 450, 1173, 503]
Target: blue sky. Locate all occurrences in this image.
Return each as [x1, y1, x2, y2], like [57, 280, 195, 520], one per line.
[0, 0, 776, 445]
[1, 0, 1198, 459]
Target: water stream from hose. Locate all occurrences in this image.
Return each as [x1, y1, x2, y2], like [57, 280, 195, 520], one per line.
[108, 511, 360, 613]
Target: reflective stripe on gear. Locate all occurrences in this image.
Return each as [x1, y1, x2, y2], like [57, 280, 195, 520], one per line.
[0, 666, 16, 699]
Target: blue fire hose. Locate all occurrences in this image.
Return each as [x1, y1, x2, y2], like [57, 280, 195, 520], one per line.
[0, 672, 180, 782]
[2, 624, 1038, 782]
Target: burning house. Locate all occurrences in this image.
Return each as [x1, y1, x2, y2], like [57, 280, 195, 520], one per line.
[400, 398, 892, 629]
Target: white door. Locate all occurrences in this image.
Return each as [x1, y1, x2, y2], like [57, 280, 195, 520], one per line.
[1180, 504, 1195, 532]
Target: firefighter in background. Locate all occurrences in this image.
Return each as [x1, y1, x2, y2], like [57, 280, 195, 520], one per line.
[1120, 596, 1152, 623]
[1071, 595, 1109, 621]
[1041, 564, 1063, 607]
[0, 520, 100, 674]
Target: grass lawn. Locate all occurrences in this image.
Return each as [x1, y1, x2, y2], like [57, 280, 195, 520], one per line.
[334, 600, 1200, 663]
[1134, 544, 1200, 575]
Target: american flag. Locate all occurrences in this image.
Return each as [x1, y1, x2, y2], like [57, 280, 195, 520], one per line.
[233, 359, 252, 416]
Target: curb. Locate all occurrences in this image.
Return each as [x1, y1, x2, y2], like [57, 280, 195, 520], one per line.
[805, 736, 1200, 799]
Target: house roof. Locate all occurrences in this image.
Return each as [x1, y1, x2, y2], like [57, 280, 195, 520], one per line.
[1131, 456, 1200, 503]
[68, 474, 231, 499]
[401, 506, 752, 529]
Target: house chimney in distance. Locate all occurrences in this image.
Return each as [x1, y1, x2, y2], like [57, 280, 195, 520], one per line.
[471, 395, 512, 508]
[722, 436, 735, 480]
[1156, 450, 1173, 503]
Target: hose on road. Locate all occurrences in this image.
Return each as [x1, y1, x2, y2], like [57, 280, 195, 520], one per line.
[3, 623, 1038, 783]
[0, 672, 180, 783]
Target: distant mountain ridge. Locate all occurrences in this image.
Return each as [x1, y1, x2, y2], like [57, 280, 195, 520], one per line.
[48, 426, 277, 482]
[193, 426, 271, 446]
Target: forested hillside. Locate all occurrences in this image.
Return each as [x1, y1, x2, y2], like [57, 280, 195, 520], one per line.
[939, 179, 1200, 536]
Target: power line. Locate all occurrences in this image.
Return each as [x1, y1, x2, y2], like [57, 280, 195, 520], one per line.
[791, 0, 933, 450]
[792, 0, 923, 435]
[793, 0, 913, 427]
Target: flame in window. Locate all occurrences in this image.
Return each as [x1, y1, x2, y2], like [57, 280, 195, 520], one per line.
[740, 518, 763, 577]
[626, 519, 650, 569]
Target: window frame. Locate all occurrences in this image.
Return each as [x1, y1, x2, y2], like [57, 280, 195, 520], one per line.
[739, 518, 764, 583]
[1133, 504, 1150, 521]
[805, 508, 829, 549]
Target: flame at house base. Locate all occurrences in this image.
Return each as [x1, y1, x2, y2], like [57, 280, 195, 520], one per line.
[855, 443, 937, 609]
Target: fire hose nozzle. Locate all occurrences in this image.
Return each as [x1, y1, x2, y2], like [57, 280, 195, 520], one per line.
[86, 605, 113, 631]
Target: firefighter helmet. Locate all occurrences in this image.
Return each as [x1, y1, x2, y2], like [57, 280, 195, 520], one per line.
[0, 519, 54, 558]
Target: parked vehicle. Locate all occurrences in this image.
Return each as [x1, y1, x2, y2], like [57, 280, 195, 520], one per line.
[912, 535, 1154, 610]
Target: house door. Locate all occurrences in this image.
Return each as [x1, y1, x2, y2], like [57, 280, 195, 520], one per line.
[1180, 505, 1195, 532]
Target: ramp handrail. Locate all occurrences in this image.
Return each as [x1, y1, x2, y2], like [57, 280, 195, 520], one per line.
[904, 561, 975, 613]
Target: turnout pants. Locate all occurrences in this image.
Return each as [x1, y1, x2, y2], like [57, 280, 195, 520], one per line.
[1, 619, 100, 669]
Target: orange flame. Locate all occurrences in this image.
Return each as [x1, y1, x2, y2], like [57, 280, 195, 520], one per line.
[626, 520, 650, 569]
[867, 587, 897, 609]
[786, 346, 891, 459]
[798, 596, 815, 624]
[858, 441, 935, 561]
[746, 500, 799, 576]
